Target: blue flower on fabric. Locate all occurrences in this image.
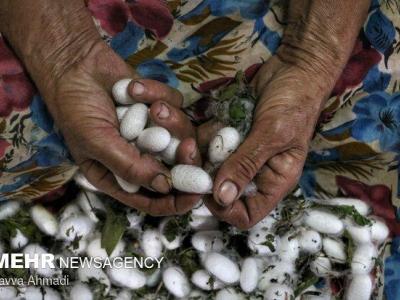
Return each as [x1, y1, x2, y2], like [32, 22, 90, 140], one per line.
[179, 0, 269, 21]
[253, 18, 281, 54]
[385, 236, 400, 300]
[111, 22, 145, 59]
[351, 92, 400, 151]
[136, 59, 178, 88]
[364, 9, 395, 53]
[363, 65, 391, 93]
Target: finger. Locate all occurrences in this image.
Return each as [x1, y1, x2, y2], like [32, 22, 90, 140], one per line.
[149, 101, 196, 140]
[128, 79, 183, 107]
[197, 119, 224, 153]
[87, 126, 172, 194]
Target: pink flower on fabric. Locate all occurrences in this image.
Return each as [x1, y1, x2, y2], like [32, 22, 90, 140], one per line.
[0, 37, 35, 117]
[88, 0, 174, 39]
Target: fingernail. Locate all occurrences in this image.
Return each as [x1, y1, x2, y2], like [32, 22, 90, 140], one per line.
[218, 181, 238, 206]
[151, 174, 171, 194]
[157, 103, 170, 119]
[132, 81, 145, 95]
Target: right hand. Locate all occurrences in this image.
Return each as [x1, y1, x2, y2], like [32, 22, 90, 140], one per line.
[48, 41, 202, 215]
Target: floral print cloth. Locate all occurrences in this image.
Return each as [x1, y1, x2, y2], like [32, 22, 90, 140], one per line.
[0, 0, 400, 298]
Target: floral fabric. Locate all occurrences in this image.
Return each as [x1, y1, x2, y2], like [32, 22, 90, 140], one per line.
[0, 0, 400, 298]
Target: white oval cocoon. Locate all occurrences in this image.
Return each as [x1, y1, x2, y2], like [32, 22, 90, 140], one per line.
[107, 267, 146, 289]
[250, 215, 277, 232]
[59, 203, 81, 222]
[86, 237, 125, 260]
[137, 126, 171, 152]
[191, 230, 224, 252]
[146, 269, 162, 288]
[346, 224, 372, 244]
[23, 244, 57, 277]
[351, 243, 377, 274]
[141, 229, 163, 259]
[0, 286, 17, 300]
[322, 237, 346, 263]
[74, 172, 99, 193]
[159, 218, 182, 250]
[191, 269, 225, 291]
[10, 229, 28, 250]
[240, 257, 259, 293]
[70, 283, 93, 300]
[120, 103, 148, 140]
[30, 205, 58, 236]
[58, 215, 94, 241]
[208, 127, 241, 164]
[171, 165, 213, 194]
[248, 229, 280, 256]
[345, 274, 373, 300]
[112, 78, 135, 105]
[279, 234, 300, 262]
[204, 252, 240, 284]
[258, 261, 295, 291]
[116, 106, 129, 122]
[370, 218, 389, 244]
[216, 288, 246, 300]
[264, 283, 294, 300]
[0, 201, 20, 220]
[163, 266, 191, 298]
[115, 175, 140, 193]
[303, 210, 344, 235]
[324, 198, 370, 216]
[310, 256, 332, 277]
[298, 230, 322, 254]
[161, 137, 180, 165]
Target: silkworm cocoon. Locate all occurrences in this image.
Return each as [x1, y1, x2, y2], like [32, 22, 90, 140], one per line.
[324, 198, 370, 216]
[250, 215, 277, 232]
[346, 225, 372, 244]
[74, 172, 99, 193]
[279, 234, 300, 262]
[77, 191, 106, 223]
[370, 218, 389, 244]
[112, 78, 135, 105]
[23, 244, 58, 278]
[159, 218, 182, 250]
[208, 127, 241, 164]
[248, 229, 280, 256]
[10, 229, 28, 250]
[191, 230, 225, 252]
[115, 175, 140, 193]
[107, 267, 146, 290]
[78, 265, 110, 295]
[161, 137, 180, 165]
[204, 252, 240, 284]
[137, 126, 171, 152]
[189, 215, 219, 231]
[303, 210, 344, 235]
[70, 283, 93, 300]
[310, 256, 332, 277]
[30, 205, 58, 236]
[0, 286, 17, 300]
[171, 165, 213, 194]
[141, 229, 163, 259]
[146, 269, 162, 288]
[351, 243, 377, 274]
[345, 275, 373, 300]
[86, 237, 125, 260]
[191, 269, 225, 291]
[258, 261, 295, 291]
[116, 106, 129, 121]
[0, 201, 20, 220]
[216, 288, 246, 300]
[58, 215, 94, 241]
[322, 237, 346, 263]
[59, 204, 81, 221]
[120, 103, 148, 140]
[298, 230, 322, 254]
[25, 287, 61, 300]
[240, 257, 259, 293]
[162, 266, 191, 298]
[191, 202, 213, 217]
[263, 283, 294, 300]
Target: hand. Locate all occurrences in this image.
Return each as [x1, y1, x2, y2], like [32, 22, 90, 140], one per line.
[203, 0, 371, 229]
[51, 42, 202, 215]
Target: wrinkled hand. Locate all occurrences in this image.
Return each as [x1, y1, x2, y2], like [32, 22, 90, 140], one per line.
[50, 42, 202, 215]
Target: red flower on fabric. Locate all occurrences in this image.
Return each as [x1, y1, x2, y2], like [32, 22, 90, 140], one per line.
[87, 0, 174, 39]
[336, 175, 400, 236]
[0, 37, 35, 117]
[332, 39, 381, 96]
[0, 139, 10, 159]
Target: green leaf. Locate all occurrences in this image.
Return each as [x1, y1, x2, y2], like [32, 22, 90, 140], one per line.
[343, 230, 355, 264]
[312, 204, 372, 226]
[294, 271, 319, 296]
[101, 206, 128, 256]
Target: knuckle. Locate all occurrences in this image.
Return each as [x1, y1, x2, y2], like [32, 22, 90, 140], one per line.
[234, 154, 261, 182]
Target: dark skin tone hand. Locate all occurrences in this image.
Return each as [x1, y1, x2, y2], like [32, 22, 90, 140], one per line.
[0, 0, 371, 227]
